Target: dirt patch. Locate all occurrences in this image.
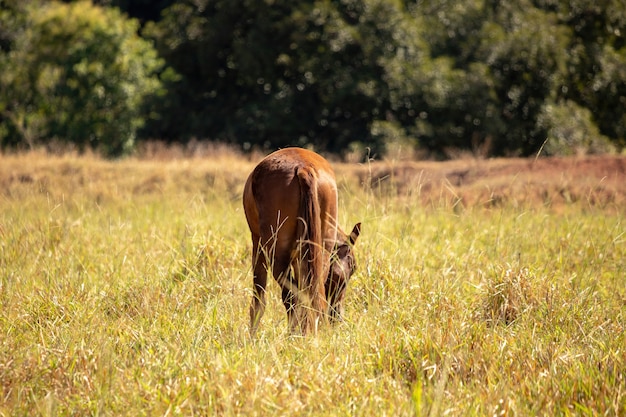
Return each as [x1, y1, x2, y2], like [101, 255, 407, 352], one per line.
[341, 155, 626, 211]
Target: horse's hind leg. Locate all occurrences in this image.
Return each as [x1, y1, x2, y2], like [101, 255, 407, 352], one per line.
[282, 253, 315, 334]
[281, 285, 298, 333]
[249, 234, 267, 336]
[270, 246, 297, 332]
[250, 232, 294, 335]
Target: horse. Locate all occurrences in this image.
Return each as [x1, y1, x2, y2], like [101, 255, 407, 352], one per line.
[243, 147, 361, 335]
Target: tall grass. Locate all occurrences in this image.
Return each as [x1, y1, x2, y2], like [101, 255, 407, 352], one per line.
[1, 152, 624, 416]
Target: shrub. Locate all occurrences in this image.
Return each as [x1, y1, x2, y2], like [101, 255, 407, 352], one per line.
[0, 1, 163, 156]
[537, 100, 615, 156]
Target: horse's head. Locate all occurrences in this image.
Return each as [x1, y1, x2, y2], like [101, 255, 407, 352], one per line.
[326, 222, 361, 322]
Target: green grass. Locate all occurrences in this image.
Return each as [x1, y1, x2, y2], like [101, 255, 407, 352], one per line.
[1, 153, 624, 416]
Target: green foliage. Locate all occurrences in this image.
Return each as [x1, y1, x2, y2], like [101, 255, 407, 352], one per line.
[476, 4, 569, 154]
[140, 0, 625, 157]
[538, 0, 626, 150]
[0, 1, 163, 155]
[2, 0, 626, 156]
[143, 0, 404, 154]
[0, 0, 29, 53]
[90, 0, 175, 24]
[537, 100, 615, 156]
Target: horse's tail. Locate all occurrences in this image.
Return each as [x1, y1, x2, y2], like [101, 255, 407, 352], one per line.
[296, 166, 327, 331]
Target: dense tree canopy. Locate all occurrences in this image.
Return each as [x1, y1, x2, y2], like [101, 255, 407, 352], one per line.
[1, 0, 624, 157]
[0, 0, 163, 155]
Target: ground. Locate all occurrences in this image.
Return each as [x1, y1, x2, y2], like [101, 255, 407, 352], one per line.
[1, 150, 625, 212]
[0, 150, 624, 415]
[341, 154, 626, 211]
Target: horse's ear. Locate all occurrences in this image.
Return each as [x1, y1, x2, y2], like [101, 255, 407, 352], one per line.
[349, 223, 361, 245]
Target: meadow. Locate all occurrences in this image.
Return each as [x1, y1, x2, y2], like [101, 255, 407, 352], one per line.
[1, 149, 624, 416]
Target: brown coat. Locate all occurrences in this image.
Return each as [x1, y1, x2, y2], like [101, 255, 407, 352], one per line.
[243, 147, 360, 335]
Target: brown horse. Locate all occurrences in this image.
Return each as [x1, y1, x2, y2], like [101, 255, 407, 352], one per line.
[243, 147, 360, 335]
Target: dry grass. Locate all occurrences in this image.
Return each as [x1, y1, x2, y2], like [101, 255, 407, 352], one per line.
[345, 154, 626, 211]
[1, 149, 624, 416]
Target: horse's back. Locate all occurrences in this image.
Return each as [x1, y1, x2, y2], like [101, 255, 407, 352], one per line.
[243, 147, 338, 240]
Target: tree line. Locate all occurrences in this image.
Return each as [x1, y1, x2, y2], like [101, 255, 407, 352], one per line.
[1, 0, 624, 157]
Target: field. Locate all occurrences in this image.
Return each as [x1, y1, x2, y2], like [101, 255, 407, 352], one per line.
[1, 149, 625, 416]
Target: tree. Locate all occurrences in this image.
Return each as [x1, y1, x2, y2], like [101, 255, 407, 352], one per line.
[143, 0, 422, 155]
[476, 3, 573, 154]
[141, 0, 626, 157]
[0, 0, 29, 53]
[545, 0, 626, 147]
[8, 0, 619, 157]
[91, 0, 175, 24]
[537, 99, 614, 155]
[0, 0, 32, 144]
[0, 1, 163, 155]
[380, 1, 506, 157]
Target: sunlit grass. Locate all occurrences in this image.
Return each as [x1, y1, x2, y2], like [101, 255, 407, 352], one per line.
[1, 151, 624, 415]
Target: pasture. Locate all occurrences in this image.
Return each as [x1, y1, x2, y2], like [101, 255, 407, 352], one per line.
[1, 149, 624, 416]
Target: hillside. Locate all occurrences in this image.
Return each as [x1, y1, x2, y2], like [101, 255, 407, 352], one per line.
[1, 151, 625, 212]
[342, 155, 626, 211]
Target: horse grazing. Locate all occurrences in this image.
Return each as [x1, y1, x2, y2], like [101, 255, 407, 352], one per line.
[243, 147, 361, 335]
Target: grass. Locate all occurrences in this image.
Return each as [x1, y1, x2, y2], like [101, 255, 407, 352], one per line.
[1, 150, 624, 416]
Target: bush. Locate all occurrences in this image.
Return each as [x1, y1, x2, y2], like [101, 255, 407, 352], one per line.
[0, 1, 163, 156]
[537, 100, 615, 156]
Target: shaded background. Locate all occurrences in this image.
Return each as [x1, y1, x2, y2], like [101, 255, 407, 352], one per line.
[1, 0, 624, 157]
